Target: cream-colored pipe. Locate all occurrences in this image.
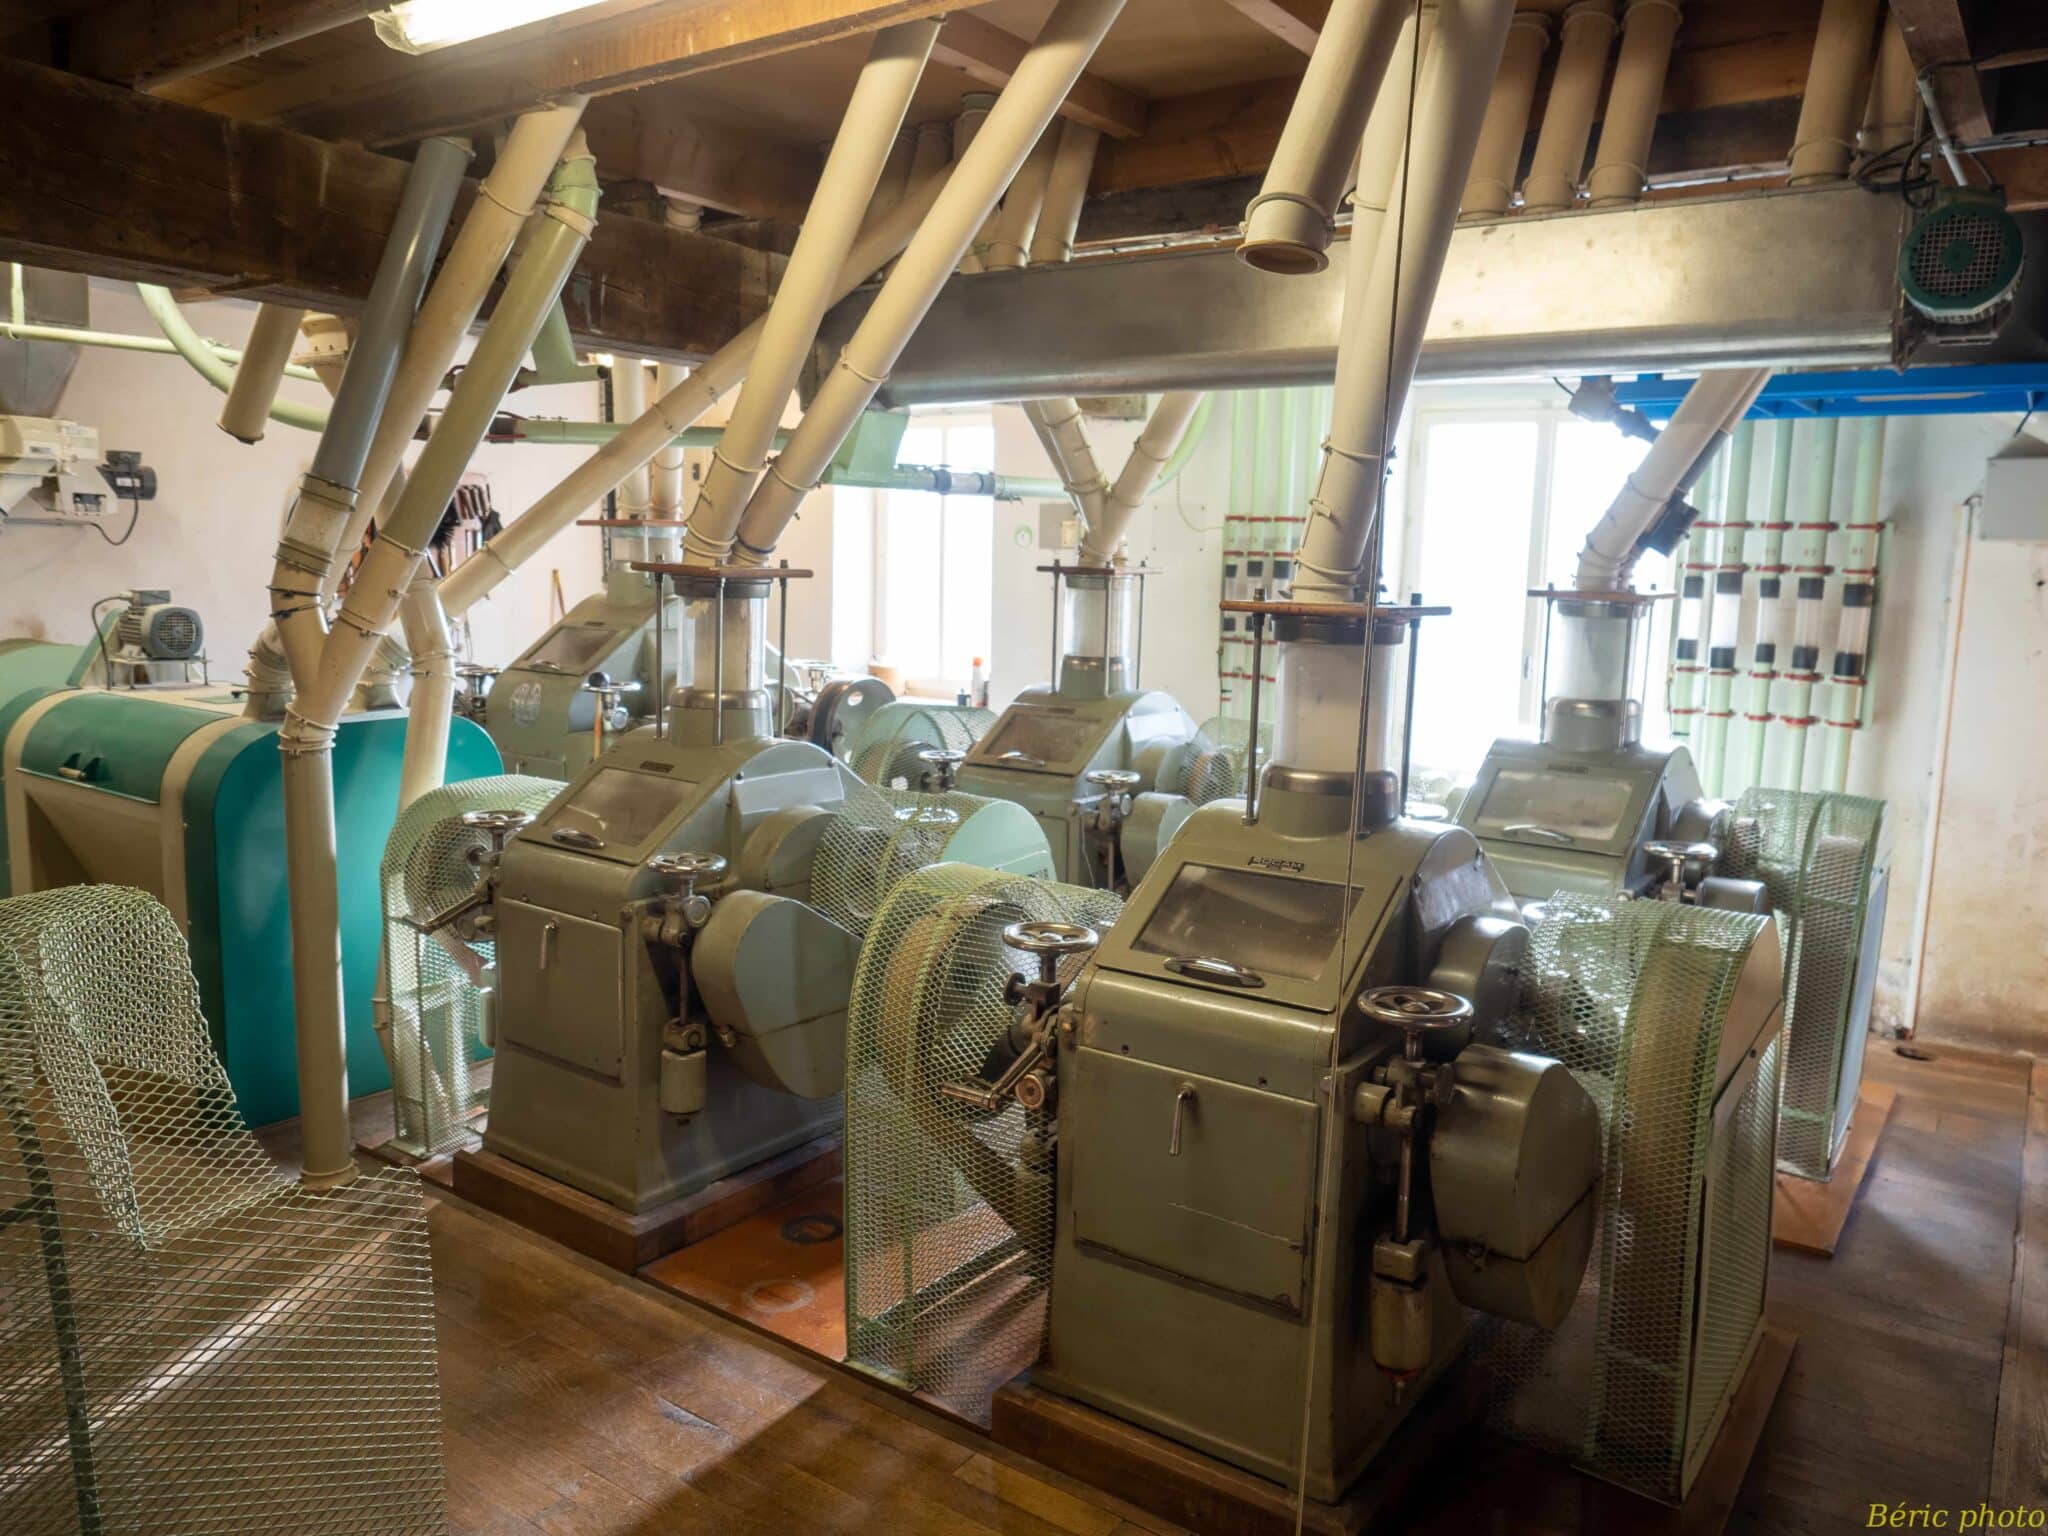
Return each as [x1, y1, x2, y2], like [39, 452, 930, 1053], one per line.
[324, 99, 589, 606]
[683, 20, 939, 564]
[444, 167, 951, 618]
[218, 304, 308, 443]
[1026, 397, 1113, 528]
[911, 120, 954, 184]
[1573, 368, 1768, 590]
[1520, 0, 1616, 211]
[1242, 0, 1411, 274]
[651, 363, 688, 514]
[1789, 0, 1882, 184]
[396, 575, 456, 810]
[1857, 10, 1918, 168]
[723, 0, 1129, 568]
[1586, 0, 1681, 207]
[1030, 119, 1102, 264]
[1460, 11, 1551, 218]
[1293, 0, 1516, 602]
[1081, 391, 1205, 564]
[984, 121, 1064, 269]
[612, 357, 652, 517]
[1351, 7, 1437, 261]
[871, 125, 918, 222]
[954, 91, 1000, 273]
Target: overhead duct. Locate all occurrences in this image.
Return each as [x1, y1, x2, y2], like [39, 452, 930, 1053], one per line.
[983, 122, 1064, 270]
[1461, 10, 1552, 219]
[1857, 12, 1919, 170]
[1079, 390, 1205, 564]
[1521, 0, 1616, 212]
[1019, 122, 1112, 531]
[1789, 0, 1883, 185]
[1241, 0, 1410, 274]
[1586, 0, 1682, 208]
[1029, 119, 1103, 265]
[217, 304, 308, 444]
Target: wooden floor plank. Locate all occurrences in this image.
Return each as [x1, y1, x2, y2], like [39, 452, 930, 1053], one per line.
[1773, 1083, 1897, 1256]
[1992, 1059, 2048, 1507]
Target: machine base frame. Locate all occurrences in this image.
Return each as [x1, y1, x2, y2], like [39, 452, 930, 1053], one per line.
[1773, 1083, 1897, 1258]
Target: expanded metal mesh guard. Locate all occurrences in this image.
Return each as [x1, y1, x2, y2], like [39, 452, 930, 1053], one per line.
[810, 779, 1013, 940]
[0, 886, 444, 1536]
[1161, 715, 1269, 806]
[847, 702, 996, 789]
[380, 774, 562, 1158]
[1727, 788, 1885, 1181]
[1482, 895, 1777, 1505]
[844, 866, 1119, 1422]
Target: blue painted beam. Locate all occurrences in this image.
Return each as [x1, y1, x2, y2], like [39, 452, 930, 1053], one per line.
[1612, 365, 2048, 421]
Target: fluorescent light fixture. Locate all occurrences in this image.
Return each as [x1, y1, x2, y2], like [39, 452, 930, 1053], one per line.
[371, 0, 610, 54]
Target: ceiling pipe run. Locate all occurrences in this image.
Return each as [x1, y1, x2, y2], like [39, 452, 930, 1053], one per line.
[683, 19, 940, 565]
[1520, 0, 1616, 211]
[1789, 0, 1883, 184]
[718, 0, 1131, 570]
[217, 304, 309, 443]
[1080, 389, 1206, 564]
[1460, 10, 1551, 219]
[137, 285, 330, 433]
[1857, 11, 1919, 170]
[984, 121, 1065, 270]
[1587, 0, 1682, 208]
[1029, 119, 1103, 265]
[1241, 0, 1411, 274]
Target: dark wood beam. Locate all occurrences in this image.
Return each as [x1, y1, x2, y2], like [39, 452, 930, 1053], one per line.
[0, 57, 777, 362]
[67, 0, 381, 88]
[1216, 0, 1326, 55]
[929, 12, 1148, 138]
[581, 95, 821, 221]
[1890, 0, 1994, 138]
[279, 0, 985, 146]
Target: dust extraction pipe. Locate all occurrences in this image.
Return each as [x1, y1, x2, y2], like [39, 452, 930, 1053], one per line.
[1586, 0, 1681, 208]
[1789, 0, 1882, 184]
[1858, 12, 1918, 168]
[651, 363, 688, 515]
[1293, 0, 1519, 603]
[1019, 121, 1113, 525]
[1350, 7, 1436, 268]
[983, 121, 1064, 270]
[718, 0, 1131, 569]
[138, 285, 329, 434]
[1520, 0, 1615, 211]
[1571, 367, 1768, 591]
[1080, 390, 1206, 564]
[612, 357, 653, 518]
[1241, 0, 1410, 274]
[218, 304, 308, 443]
[1029, 118, 1102, 264]
[278, 141, 597, 1190]
[1460, 11, 1551, 218]
[684, 20, 940, 564]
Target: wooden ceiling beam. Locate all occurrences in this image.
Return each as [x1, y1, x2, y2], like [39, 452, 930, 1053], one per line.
[1889, 0, 1993, 139]
[0, 56, 776, 362]
[67, 0, 381, 88]
[580, 96, 821, 221]
[278, 0, 987, 145]
[930, 12, 1147, 138]
[1216, 0, 1326, 56]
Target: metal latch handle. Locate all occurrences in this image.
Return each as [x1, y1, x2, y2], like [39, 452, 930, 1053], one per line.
[1165, 955, 1265, 988]
[1169, 1082, 1196, 1156]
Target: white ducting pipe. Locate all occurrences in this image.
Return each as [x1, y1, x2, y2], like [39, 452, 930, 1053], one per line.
[1292, 0, 1518, 603]
[872, 125, 919, 222]
[1351, 7, 1437, 263]
[326, 100, 590, 607]
[911, 120, 954, 185]
[1586, 0, 1681, 208]
[396, 575, 457, 810]
[1460, 11, 1551, 218]
[984, 121, 1065, 270]
[1521, 0, 1617, 212]
[218, 304, 308, 443]
[1572, 368, 1768, 591]
[1857, 10, 1918, 168]
[1081, 390, 1206, 564]
[651, 363, 688, 516]
[1027, 397, 1113, 528]
[721, 0, 1129, 569]
[612, 357, 652, 518]
[684, 20, 939, 564]
[954, 90, 1000, 274]
[1242, 0, 1411, 274]
[442, 167, 952, 619]
[1030, 118, 1103, 264]
[1789, 0, 1882, 184]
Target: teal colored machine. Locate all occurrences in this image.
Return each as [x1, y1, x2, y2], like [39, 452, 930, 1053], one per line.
[956, 565, 1200, 890]
[0, 638, 500, 1125]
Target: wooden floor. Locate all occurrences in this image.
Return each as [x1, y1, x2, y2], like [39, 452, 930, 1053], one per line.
[268, 1035, 2038, 1535]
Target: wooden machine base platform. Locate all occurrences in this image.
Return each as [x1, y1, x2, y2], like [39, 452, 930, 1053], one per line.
[992, 1328, 1796, 1536]
[446, 1135, 842, 1273]
[1773, 1083, 1897, 1257]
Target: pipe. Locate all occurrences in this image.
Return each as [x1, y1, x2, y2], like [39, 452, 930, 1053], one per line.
[723, 0, 1130, 569]
[1082, 391, 1206, 563]
[1351, 7, 1436, 265]
[1241, 0, 1411, 274]
[1857, 12, 1919, 171]
[684, 20, 939, 564]
[396, 575, 457, 812]
[1789, 0, 1883, 185]
[1665, 454, 1716, 743]
[1587, 0, 1681, 208]
[1521, 0, 1616, 212]
[954, 91, 1000, 274]
[1696, 418, 1754, 794]
[1293, 0, 1519, 603]
[1761, 418, 1839, 787]
[276, 141, 594, 1191]
[612, 357, 652, 517]
[1572, 368, 1767, 591]
[1460, 10, 1552, 219]
[872, 125, 918, 223]
[443, 166, 953, 620]
[1030, 119, 1103, 264]
[1730, 419, 1794, 795]
[1821, 417, 1885, 791]
[983, 120, 1064, 270]
[217, 305, 308, 443]
[651, 363, 688, 514]
[332, 100, 589, 605]
[137, 286, 329, 433]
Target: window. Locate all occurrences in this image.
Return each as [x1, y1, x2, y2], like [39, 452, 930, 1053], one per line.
[872, 413, 995, 696]
[1395, 393, 1677, 789]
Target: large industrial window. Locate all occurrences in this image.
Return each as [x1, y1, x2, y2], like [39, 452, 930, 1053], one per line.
[871, 412, 995, 697]
[1393, 392, 1676, 801]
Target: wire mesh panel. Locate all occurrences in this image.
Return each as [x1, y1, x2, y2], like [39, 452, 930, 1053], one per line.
[846, 702, 997, 789]
[1727, 788, 1885, 1180]
[844, 867, 1119, 1422]
[1160, 715, 1269, 806]
[0, 886, 444, 1536]
[381, 774, 562, 1158]
[1483, 894, 1777, 1504]
[810, 780, 1015, 940]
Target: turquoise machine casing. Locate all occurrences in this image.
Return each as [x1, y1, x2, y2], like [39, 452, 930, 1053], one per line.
[1, 653, 500, 1126]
